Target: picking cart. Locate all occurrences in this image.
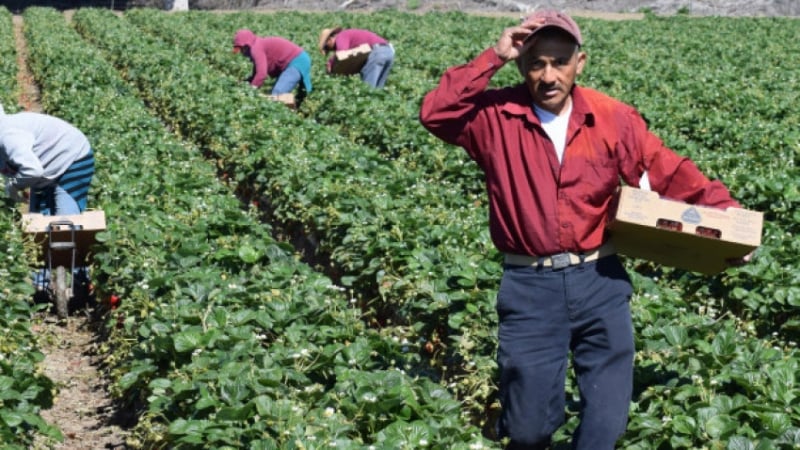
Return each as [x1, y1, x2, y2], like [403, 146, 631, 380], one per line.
[22, 210, 106, 319]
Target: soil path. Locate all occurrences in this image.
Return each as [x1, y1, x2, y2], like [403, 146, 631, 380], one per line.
[13, 13, 130, 450]
[31, 318, 128, 450]
[12, 14, 40, 113]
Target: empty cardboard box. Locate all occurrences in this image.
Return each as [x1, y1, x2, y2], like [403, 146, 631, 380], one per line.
[607, 186, 762, 274]
[330, 43, 371, 75]
[22, 210, 107, 267]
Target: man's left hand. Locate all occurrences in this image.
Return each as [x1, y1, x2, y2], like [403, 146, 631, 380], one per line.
[727, 249, 756, 267]
[493, 16, 546, 62]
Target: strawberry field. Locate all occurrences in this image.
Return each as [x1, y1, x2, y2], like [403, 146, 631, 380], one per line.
[1, 6, 799, 449]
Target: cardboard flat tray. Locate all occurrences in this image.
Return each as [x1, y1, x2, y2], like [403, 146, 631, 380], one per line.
[265, 93, 295, 108]
[607, 187, 762, 274]
[22, 210, 106, 266]
[330, 43, 371, 75]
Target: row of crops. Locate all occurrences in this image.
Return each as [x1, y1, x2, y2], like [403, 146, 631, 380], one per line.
[0, 5, 798, 449]
[0, 7, 64, 447]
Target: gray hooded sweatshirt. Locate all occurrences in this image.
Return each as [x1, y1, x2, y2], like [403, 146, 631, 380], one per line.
[0, 108, 91, 189]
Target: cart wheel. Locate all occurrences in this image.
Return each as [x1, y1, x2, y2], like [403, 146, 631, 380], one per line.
[54, 266, 70, 320]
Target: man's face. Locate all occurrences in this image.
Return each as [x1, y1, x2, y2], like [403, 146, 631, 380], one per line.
[518, 31, 586, 116]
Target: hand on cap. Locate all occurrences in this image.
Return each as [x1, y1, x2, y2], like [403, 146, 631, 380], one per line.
[493, 17, 546, 62]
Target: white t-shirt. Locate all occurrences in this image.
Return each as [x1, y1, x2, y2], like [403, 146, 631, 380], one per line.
[534, 103, 572, 164]
[532, 103, 653, 189]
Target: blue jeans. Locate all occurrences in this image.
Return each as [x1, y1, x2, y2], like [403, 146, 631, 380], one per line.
[360, 44, 394, 88]
[495, 255, 634, 450]
[272, 51, 312, 96]
[30, 185, 81, 215]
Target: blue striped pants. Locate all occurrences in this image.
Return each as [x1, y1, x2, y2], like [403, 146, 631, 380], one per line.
[30, 149, 94, 215]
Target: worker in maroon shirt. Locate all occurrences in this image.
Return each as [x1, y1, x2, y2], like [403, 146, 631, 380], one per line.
[420, 10, 751, 450]
[233, 29, 312, 103]
[318, 27, 395, 88]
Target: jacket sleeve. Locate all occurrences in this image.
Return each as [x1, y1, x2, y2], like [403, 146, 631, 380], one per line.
[419, 48, 505, 151]
[1, 130, 45, 189]
[249, 43, 269, 88]
[618, 108, 741, 209]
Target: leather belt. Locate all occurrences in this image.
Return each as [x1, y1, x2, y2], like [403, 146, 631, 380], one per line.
[504, 242, 616, 270]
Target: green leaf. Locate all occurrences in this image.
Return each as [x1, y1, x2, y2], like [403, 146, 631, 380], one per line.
[220, 381, 250, 405]
[216, 404, 253, 421]
[0, 410, 23, 427]
[148, 377, 173, 394]
[671, 414, 697, 435]
[168, 418, 211, 435]
[174, 330, 204, 353]
[238, 244, 259, 263]
[705, 414, 738, 439]
[662, 325, 688, 347]
[0, 376, 14, 391]
[726, 436, 755, 450]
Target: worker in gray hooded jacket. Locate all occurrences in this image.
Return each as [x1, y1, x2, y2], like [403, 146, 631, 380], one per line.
[0, 105, 94, 215]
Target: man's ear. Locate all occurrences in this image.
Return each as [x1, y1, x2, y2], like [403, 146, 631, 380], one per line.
[575, 51, 587, 76]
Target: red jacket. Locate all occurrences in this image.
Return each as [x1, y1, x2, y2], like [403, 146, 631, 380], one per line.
[234, 30, 303, 88]
[420, 48, 740, 257]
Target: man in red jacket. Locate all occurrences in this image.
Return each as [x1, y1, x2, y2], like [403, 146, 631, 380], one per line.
[419, 10, 749, 450]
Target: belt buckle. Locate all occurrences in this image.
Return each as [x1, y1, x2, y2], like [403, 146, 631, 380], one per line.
[550, 253, 571, 270]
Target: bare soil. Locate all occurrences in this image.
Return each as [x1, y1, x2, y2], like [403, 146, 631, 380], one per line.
[12, 15, 40, 113]
[31, 316, 129, 450]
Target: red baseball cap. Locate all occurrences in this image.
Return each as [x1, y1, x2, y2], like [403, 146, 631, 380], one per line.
[523, 10, 583, 46]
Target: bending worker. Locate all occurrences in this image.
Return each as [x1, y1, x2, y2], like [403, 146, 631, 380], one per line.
[0, 105, 94, 216]
[319, 27, 394, 88]
[233, 29, 312, 103]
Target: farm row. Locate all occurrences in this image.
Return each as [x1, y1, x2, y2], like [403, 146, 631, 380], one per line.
[0, 6, 798, 449]
[0, 7, 63, 447]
